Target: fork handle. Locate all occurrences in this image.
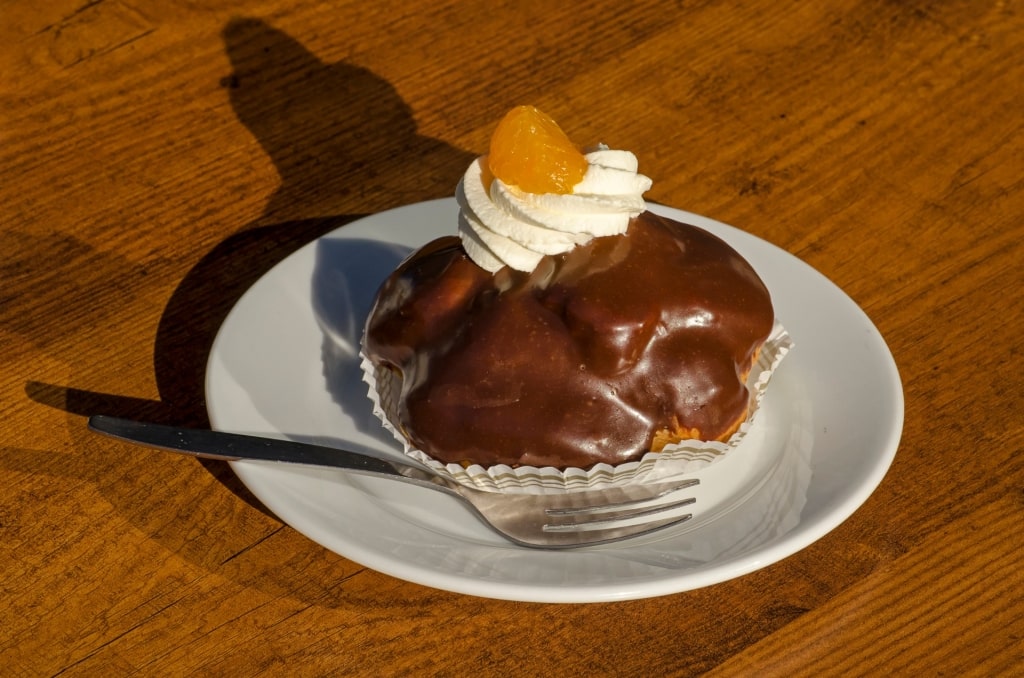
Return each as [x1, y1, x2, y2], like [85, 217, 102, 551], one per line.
[87, 415, 434, 483]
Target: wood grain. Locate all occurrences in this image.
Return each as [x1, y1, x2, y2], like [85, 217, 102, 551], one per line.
[707, 495, 1024, 676]
[2, 0, 1022, 674]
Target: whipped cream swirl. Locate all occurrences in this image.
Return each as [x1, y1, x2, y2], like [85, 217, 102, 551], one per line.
[456, 147, 653, 272]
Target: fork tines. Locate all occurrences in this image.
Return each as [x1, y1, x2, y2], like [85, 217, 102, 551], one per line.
[542, 479, 699, 533]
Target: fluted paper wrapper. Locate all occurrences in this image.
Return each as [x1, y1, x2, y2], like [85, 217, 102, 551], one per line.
[361, 323, 793, 494]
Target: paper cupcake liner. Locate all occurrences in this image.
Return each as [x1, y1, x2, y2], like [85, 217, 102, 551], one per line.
[360, 323, 793, 494]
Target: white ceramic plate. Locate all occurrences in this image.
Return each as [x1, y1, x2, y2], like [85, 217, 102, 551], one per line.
[206, 199, 903, 603]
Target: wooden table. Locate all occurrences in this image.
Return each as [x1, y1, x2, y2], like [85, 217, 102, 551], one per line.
[3, 1, 1021, 674]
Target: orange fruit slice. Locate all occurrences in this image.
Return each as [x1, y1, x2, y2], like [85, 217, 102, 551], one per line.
[487, 105, 588, 194]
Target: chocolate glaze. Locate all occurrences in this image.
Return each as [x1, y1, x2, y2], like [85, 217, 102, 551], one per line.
[363, 211, 774, 469]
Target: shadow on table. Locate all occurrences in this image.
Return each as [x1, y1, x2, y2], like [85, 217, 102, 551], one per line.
[23, 17, 473, 604]
[155, 16, 471, 434]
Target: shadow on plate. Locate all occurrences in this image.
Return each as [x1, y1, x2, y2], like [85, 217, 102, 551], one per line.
[313, 237, 411, 447]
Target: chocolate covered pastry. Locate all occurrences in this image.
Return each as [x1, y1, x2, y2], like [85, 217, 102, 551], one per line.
[362, 106, 774, 470]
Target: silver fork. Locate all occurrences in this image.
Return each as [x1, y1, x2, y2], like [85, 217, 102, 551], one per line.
[88, 415, 698, 549]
